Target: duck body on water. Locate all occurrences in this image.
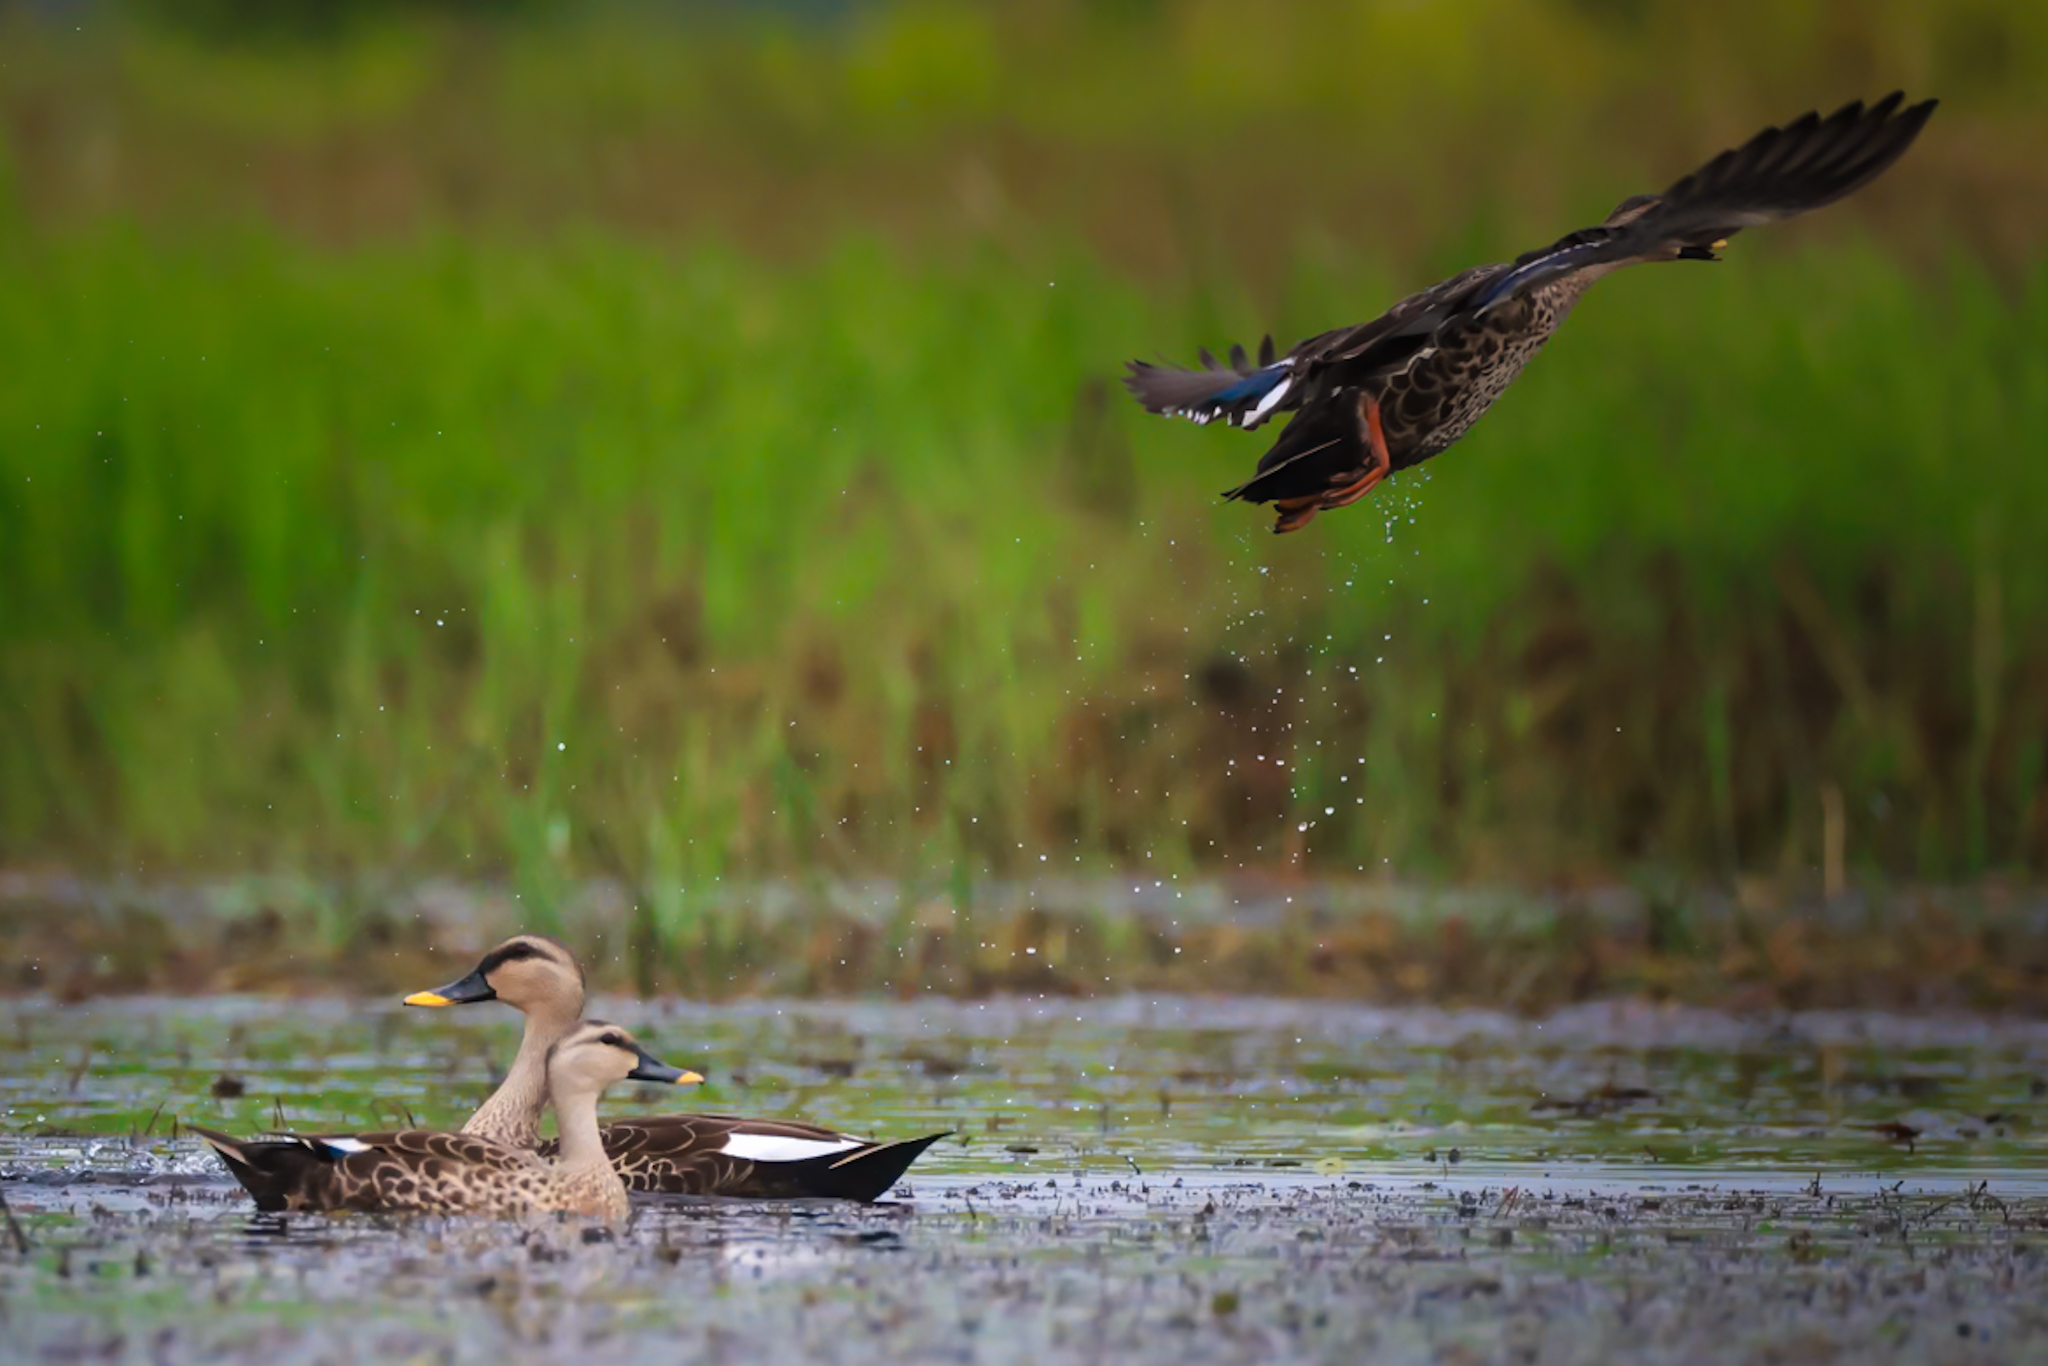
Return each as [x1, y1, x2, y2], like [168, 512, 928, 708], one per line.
[406, 934, 948, 1202]
[191, 933, 945, 1219]
[191, 1021, 700, 1222]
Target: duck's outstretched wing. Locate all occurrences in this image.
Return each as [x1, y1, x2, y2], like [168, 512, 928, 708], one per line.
[1470, 92, 1937, 311]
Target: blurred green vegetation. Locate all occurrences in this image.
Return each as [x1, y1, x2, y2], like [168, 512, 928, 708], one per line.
[4, 0, 2047, 933]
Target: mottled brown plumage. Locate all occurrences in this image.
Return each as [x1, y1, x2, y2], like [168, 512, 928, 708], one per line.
[407, 936, 948, 1202]
[192, 1022, 700, 1221]
[1125, 93, 1938, 532]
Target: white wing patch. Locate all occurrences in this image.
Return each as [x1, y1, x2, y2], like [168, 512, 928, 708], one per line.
[313, 1137, 374, 1156]
[1164, 362, 1293, 429]
[1245, 375, 1292, 425]
[721, 1132, 864, 1163]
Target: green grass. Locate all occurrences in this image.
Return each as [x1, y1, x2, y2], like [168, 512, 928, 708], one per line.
[5, 222, 2046, 896]
[4, 2, 2048, 919]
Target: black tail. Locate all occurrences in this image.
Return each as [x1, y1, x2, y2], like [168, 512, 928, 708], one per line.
[799, 1132, 949, 1203]
[1222, 399, 1365, 505]
[188, 1125, 322, 1213]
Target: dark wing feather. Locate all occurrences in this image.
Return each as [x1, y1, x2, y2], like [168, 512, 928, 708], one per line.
[1473, 93, 1935, 309]
[533, 1112, 866, 1160]
[612, 1114, 857, 1145]
[1297, 264, 1510, 382]
[542, 1114, 943, 1201]
[1646, 91, 1935, 244]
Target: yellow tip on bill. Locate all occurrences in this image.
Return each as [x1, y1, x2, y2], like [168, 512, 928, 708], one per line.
[676, 1070, 706, 1086]
[403, 991, 452, 1007]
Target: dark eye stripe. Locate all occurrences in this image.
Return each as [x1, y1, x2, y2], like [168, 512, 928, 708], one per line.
[477, 940, 553, 974]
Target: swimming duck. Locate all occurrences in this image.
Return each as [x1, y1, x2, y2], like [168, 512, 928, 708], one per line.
[1125, 93, 1937, 532]
[405, 934, 947, 1201]
[190, 1021, 700, 1221]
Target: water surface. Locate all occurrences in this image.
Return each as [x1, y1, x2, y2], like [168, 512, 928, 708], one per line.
[5, 996, 2046, 1364]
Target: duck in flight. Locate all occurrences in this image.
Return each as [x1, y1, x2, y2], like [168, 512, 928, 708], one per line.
[1124, 94, 1937, 533]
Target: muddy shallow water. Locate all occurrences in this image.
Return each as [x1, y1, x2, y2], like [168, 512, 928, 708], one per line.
[5, 995, 2047, 1363]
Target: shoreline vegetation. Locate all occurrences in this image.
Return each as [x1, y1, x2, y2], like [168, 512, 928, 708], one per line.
[6, 3, 2048, 999]
[6, 871, 2046, 1011]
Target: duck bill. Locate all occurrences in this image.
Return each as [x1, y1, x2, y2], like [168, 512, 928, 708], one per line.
[403, 966, 496, 1008]
[627, 1045, 704, 1086]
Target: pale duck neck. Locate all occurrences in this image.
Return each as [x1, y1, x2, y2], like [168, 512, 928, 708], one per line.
[551, 1085, 618, 1177]
[462, 1002, 575, 1147]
